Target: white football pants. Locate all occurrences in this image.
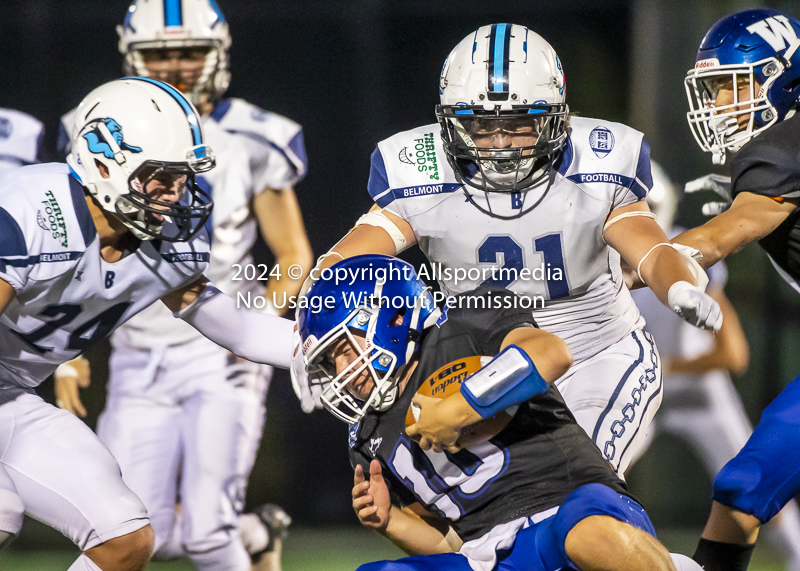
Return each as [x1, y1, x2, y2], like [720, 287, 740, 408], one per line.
[0, 390, 149, 554]
[556, 329, 662, 477]
[98, 336, 271, 571]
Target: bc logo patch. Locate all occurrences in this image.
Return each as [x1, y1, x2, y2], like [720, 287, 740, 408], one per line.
[0, 118, 12, 139]
[83, 118, 142, 159]
[589, 126, 615, 159]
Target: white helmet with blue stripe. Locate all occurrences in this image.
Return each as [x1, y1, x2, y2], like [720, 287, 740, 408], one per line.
[436, 24, 569, 217]
[117, 0, 231, 107]
[67, 77, 215, 242]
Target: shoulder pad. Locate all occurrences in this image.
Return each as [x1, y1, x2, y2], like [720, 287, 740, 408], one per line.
[559, 116, 651, 201]
[371, 124, 461, 213]
[209, 98, 306, 176]
[58, 107, 78, 157]
[0, 108, 45, 168]
[731, 114, 800, 199]
[0, 165, 96, 284]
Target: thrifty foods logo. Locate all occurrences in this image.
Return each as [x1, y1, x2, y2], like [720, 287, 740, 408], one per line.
[41, 190, 68, 247]
[589, 126, 615, 159]
[413, 132, 440, 181]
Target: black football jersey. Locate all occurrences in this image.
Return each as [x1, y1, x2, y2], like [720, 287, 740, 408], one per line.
[731, 113, 800, 282]
[348, 287, 629, 543]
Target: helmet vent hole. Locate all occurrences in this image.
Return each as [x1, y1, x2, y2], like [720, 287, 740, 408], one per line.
[389, 308, 406, 327]
[95, 159, 111, 179]
[783, 77, 800, 92]
[151, 99, 161, 112]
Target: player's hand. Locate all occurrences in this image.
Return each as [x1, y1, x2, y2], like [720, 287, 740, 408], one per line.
[406, 394, 467, 454]
[668, 281, 723, 333]
[54, 356, 91, 418]
[290, 324, 322, 413]
[684, 174, 732, 216]
[352, 460, 392, 532]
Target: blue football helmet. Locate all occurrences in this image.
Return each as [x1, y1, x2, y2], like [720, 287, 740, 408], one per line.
[685, 9, 800, 164]
[298, 255, 438, 424]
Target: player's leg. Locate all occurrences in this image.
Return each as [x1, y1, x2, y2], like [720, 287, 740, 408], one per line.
[355, 552, 469, 570]
[556, 329, 662, 475]
[520, 483, 685, 571]
[0, 464, 23, 550]
[243, 502, 292, 571]
[179, 353, 269, 571]
[0, 392, 152, 570]
[661, 373, 800, 569]
[693, 372, 800, 571]
[96, 345, 183, 557]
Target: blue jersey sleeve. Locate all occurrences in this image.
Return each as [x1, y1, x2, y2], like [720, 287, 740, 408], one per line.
[367, 147, 392, 208]
[612, 137, 653, 209]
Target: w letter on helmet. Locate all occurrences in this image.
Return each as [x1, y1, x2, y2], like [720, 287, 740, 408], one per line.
[747, 16, 798, 52]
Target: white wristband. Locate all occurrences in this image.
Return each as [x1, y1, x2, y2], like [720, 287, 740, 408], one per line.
[54, 363, 79, 379]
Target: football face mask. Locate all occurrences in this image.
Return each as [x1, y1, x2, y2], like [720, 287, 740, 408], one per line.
[123, 159, 213, 242]
[685, 65, 772, 164]
[437, 104, 568, 194]
[305, 308, 400, 425]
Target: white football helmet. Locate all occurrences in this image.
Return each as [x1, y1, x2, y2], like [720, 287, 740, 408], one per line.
[118, 0, 231, 107]
[647, 161, 678, 231]
[67, 77, 215, 242]
[437, 24, 568, 218]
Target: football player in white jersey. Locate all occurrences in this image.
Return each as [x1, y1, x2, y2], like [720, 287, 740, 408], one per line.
[292, 24, 722, 478]
[56, 2, 312, 570]
[0, 78, 293, 571]
[0, 108, 44, 175]
[631, 163, 800, 570]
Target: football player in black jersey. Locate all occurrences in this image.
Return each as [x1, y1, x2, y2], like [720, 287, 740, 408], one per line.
[296, 254, 698, 571]
[675, 8, 800, 571]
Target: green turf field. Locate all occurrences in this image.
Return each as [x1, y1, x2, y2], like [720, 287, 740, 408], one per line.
[0, 527, 787, 570]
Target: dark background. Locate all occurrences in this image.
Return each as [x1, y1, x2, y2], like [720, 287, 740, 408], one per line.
[2, 0, 800, 533]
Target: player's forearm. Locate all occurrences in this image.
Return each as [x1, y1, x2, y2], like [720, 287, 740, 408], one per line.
[671, 225, 731, 270]
[379, 507, 457, 556]
[0, 278, 15, 316]
[301, 223, 406, 295]
[639, 247, 697, 306]
[264, 251, 314, 316]
[174, 285, 293, 368]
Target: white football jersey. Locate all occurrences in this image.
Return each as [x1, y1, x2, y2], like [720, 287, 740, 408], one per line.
[0, 164, 210, 389]
[60, 99, 307, 348]
[369, 117, 651, 362]
[0, 108, 44, 174]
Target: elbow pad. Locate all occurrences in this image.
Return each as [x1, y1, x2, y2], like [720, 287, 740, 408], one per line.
[460, 345, 548, 419]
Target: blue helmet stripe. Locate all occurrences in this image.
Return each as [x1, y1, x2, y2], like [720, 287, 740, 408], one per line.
[164, 0, 183, 27]
[207, 0, 226, 28]
[124, 77, 203, 148]
[488, 23, 511, 94]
